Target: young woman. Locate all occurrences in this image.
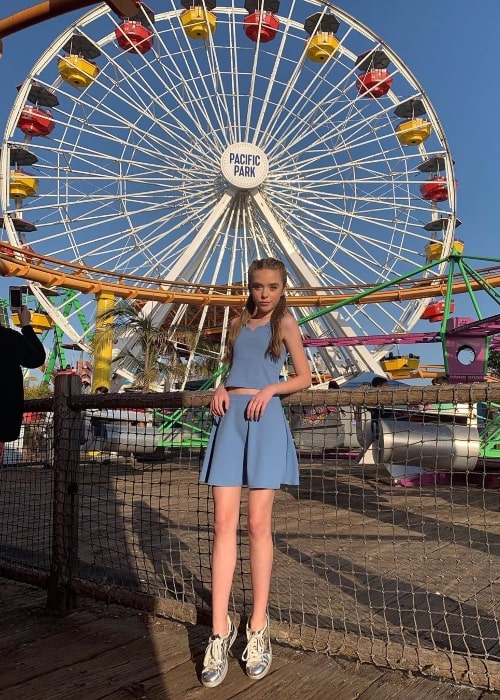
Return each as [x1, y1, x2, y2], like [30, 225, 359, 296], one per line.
[200, 257, 311, 688]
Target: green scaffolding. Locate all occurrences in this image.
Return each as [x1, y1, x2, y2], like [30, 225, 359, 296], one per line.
[40, 289, 93, 385]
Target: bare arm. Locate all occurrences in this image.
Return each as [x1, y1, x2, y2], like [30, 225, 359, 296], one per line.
[274, 313, 311, 395]
[209, 318, 236, 417]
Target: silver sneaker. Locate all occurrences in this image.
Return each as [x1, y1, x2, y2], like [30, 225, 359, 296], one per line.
[242, 614, 272, 680]
[201, 615, 237, 688]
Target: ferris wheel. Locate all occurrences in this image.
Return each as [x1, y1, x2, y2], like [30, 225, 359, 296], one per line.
[0, 0, 458, 384]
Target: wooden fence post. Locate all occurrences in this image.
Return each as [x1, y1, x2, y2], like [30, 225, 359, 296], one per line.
[47, 372, 82, 613]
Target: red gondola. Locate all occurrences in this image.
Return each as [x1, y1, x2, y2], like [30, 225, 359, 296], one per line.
[420, 176, 451, 202]
[244, 12, 279, 42]
[115, 20, 154, 53]
[421, 300, 455, 323]
[17, 106, 55, 137]
[356, 69, 393, 98]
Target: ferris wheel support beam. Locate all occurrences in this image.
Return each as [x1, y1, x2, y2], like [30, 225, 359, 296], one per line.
[116, 190, 236, 363]
[250, 190, 381, 374]
[141, 190, 235, 325]
[27, 281, 91, 350]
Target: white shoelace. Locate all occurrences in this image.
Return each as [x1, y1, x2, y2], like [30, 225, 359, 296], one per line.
[204, 636, 224, 670]
[242, 628, 267, 665]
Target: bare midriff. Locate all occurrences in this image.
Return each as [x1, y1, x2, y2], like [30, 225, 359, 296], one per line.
[226, 386, 260, 395]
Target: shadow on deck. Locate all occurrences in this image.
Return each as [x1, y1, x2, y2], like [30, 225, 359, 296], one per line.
[0, 577, 485, 700]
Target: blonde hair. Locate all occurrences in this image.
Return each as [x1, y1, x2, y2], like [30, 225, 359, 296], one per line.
[225, 258, 288, 364]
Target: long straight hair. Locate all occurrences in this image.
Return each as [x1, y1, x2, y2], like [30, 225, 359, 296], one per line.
[225, 258, 288, 364]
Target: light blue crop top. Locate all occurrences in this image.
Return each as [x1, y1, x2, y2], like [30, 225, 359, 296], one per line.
[225, 323, 286, 389]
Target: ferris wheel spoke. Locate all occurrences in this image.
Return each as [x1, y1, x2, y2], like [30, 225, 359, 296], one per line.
[265, 183, 431, 240]
[245, 9, 305, 143]
[54, 90, 219, 171]
[104, 19, 231, 150]
[135, 189, 236, 325]
[260, 196, 429, 285]
[267, 83, 419, 168]
[203, 22, 244, 145]
[50, 40, 227, 165]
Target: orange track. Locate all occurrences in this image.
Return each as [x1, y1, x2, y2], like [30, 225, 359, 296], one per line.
[1, 247, 500, 308]
[0, 2, 137, 41]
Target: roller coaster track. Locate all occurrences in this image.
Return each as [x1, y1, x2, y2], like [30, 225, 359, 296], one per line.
[0, 1, 138, 46]
[2, 246, 500, 308]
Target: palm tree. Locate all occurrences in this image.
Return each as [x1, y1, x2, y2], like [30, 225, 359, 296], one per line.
[92, 301, 219, 391]
[24, 381, 53, 399]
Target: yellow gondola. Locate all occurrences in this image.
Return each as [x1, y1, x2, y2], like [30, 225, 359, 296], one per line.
[12, 311, 53, 334]
[305, 33, 339, 63]
[58, 55, 100, 89]
[180, 8, 216, 40]
[380, 353, 420, 377]
[395, 118, 432, 146]
[9, 171, 39, 200]
[425, 240, 443, 262]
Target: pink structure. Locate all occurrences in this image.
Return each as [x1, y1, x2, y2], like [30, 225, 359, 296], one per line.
[302, 312, 500, 383]
[445, 314, 500, 383]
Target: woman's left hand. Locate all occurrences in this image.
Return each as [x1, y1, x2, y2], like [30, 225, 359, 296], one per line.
[245, 386, 275, 421]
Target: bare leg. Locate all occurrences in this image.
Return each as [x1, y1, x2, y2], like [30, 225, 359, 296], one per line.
[211, 485, 241, 636]
[247, 488, 276, 631]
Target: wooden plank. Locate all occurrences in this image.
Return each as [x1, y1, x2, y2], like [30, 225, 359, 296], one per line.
[357, 673, 482, 699]
[3, 445, 500, 693]
[0, 577, 493, 698]
[220, 652, 382, 699]
[3, 626, 184, 700]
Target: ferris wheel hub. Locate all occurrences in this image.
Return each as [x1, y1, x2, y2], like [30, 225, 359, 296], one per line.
[220, 142, 269, 190]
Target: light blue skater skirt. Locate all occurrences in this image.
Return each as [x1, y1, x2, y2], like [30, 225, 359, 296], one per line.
[200, 394, 299, 488]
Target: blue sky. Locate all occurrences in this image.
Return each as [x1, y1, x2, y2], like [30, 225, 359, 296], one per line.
[1, 1, 499, 372]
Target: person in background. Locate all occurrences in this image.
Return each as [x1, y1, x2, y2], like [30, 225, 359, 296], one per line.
[354, 375, 389, 464]
[326, 379, 340, 412]
[369, 376, 389, 443]
[0, 305, 46, 443]
[199, 257, 311, 688]
[431, 375, 449, 386]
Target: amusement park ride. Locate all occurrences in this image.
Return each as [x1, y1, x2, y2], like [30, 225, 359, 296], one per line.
[1, 1, 500, 467]
[301, 245, 500, 386]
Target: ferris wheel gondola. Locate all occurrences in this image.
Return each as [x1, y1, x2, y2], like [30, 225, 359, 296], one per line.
[0, 1, 458, 386]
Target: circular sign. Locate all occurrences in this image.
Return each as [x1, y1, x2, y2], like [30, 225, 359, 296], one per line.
[220, 142, 269, 189]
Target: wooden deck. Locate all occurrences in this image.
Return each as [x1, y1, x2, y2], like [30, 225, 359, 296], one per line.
[0, 576, 491, 700]
[2, 451, 500, 692]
